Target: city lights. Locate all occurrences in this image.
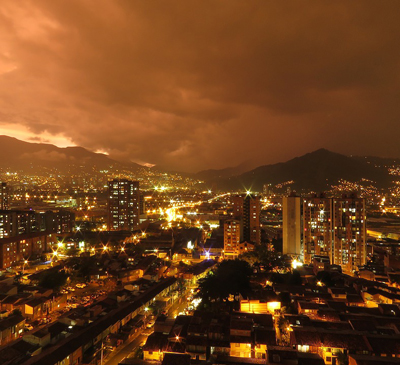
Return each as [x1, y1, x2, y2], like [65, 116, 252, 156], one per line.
[292, 259, 303, 269]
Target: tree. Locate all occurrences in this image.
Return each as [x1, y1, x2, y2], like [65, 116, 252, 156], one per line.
[196, 272, 221, 308]
[77, 257, 97, 282]
[316, 271, 334, 287]
[277, 314, 290, 346]
[336, 350, 349, 365]
[288, 270, 302, 285]
[176, 278, 185, 294]
[40, 270, 69, 290]
[12, 309, 22, 316]
[239, 244, 287, 272]
[278, 291, 291, 308]
[196, 259, 252, 310]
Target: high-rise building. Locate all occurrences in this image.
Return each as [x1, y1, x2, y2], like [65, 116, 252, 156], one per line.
[0, 210, 37, 238]
[223, 219, 241, 257]
[232, 193, 261, 245]
[107, 179, 140, 231]
[232, 196, 244, 218]
[40, 210, 76, 234]
[0, 183, 8, 210]
[282, 193, 366, 273]
[282, 194, 303, 258]
[0, 209, 75, 239]
[332, 195, 366, 273]
[263, 184, 273, 198]
[302, 195, 332, 264]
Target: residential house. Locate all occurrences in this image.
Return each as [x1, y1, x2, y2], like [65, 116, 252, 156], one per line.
[230, 316, 253, 357]
[0, 314, 25, 346]
[23, 298, 45, 320]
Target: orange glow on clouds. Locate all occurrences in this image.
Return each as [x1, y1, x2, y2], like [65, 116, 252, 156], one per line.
[0, 124, 75, 148]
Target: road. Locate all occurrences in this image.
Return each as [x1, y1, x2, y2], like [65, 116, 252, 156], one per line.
[104, 332, 149, 365]
[104, 291, 190, 365]
[168, 294, 190, 318]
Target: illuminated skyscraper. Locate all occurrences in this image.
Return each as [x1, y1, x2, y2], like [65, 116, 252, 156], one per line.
[232, 193, 261, 245]
[223, 219, 241, 257]
[0, 183, 8, 210]
[107, 179, 140, 231]
[332, 195, 366, 273]
[282, 194, 303, 258]
[302, 195, 332, 264]
[283, 194, 366, 273]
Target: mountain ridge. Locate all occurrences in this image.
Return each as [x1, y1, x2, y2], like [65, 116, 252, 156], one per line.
[199, 148, 395, 192]
[0, 135, 142, 172]
[0, 136, 397, 193]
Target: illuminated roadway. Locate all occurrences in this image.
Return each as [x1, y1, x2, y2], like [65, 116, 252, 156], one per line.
[165, 192, 231, 221]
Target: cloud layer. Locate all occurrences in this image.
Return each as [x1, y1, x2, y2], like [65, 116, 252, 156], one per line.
[1, 1, 400, 171]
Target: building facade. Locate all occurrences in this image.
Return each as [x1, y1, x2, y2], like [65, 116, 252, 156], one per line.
[232, 193, 261, 245]
[283, 194, 366, 273]
[0, 182, 8, 210]
[223, 219, 241, 257]
[332, 195, 366, 273]
[0, 209, 75, 239]
[107, 179, 140, 231]
[282, 194, 303, 258]
[302, 196, 333, 264]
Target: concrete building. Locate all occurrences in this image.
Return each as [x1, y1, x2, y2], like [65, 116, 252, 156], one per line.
[283, 194, 366, 273]
[332, 195, 366, 273]
[223, 219, 241, 258]
[0, 231, 56, 269]
[302, 195, 333, 264]
[0, 210, 37, 239]
[232, 193, 261, 245]
[0, 209, 75, 239]
[107, 179, 140, 231]
[282, 194, 303, 258]
[0, 183, 8, 210]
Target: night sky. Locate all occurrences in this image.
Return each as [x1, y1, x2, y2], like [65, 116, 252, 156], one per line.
[1, 1, 400, 172]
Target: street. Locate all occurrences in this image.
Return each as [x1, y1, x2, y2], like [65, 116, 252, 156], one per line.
[104, 290, 191, 365]
[104, 332, 148, 365]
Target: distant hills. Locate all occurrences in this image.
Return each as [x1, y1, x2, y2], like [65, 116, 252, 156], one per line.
[196, 160, 258, 181]
[0, 135, 141, 173]
[197, 149, 397, 193]
[0, 136, 398, 193]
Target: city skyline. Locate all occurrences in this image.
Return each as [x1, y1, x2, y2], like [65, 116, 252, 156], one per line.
[1, 1, 400, 172]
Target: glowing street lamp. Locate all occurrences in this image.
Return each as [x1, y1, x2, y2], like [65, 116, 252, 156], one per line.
[23, 260, 28, 274]
[292, 259, 303, 269]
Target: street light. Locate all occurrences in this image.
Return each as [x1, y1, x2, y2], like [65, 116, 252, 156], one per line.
[23, 260, 28, 274]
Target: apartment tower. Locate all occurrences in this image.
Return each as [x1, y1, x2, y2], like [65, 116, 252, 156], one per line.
[283, 193, 366, 273]
[232, 193, 261, 245]
[107, 179, 140, 231]
[223, 219, 241, 258]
